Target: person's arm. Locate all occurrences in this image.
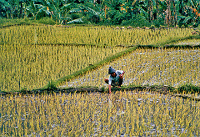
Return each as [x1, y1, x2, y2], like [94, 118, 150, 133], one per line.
[109, 84, 112, 94]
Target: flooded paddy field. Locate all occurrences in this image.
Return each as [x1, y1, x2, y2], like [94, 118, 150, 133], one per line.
[1, 91, 200, 136]
[61, 48, 200, 88]
[1, 25, 199, 136]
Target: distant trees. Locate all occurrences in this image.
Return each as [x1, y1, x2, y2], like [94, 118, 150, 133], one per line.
[0, 0, 199, 27]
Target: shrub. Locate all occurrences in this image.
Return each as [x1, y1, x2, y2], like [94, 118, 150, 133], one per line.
[152, 16, 165, 28]
[121, 15, 151, 27]
[198, 24, 200, 35]
[38, 17, 56, 25]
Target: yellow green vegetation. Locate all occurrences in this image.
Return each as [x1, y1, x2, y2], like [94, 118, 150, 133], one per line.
[0, 25, 193, 46]
[0, 44, 125, 91]
[172, 39, 200, 45]
[1, 91, 200, 136]
[0, 25, 198, 92]
[0, 24, 199, 137]
[62, 48, 200, 88]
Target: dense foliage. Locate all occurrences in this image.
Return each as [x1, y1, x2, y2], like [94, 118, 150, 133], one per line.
[0, 0, 199, 27]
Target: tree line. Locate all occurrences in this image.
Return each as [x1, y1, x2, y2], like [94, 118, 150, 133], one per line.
[0, 0, 199, 27]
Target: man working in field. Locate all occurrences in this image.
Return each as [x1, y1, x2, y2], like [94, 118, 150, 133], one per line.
[105, 67, 125, 94]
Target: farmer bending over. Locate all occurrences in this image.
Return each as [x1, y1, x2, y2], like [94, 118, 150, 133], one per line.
[105, 67, 125, 94]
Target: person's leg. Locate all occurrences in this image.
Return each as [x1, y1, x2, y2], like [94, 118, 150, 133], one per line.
[105, 78, 109, 84]
[118, 77, 123, 87]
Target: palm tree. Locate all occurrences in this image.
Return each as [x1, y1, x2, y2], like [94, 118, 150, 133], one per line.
[0, 0, 16, 18]
[176, 0, 199, 27]
[0, 0, 199, 26]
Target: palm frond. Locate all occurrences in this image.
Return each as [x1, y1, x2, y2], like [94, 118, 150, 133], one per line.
[66, 17, 83, 24]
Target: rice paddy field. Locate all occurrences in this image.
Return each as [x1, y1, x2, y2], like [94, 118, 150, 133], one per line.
[0, 25, 200, 136]
[1, 91, 200, 136]
[0, 25, 194, 46]
[172, 39, 200, 45]
[0, 44, 125, 91]
[0, 25, 197, 92]
[61, 48, 200, 88]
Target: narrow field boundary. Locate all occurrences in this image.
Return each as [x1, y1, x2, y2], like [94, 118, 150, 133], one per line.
[1, 85, 200, 102]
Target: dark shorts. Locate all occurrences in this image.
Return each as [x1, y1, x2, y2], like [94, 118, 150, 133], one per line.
[105, 78, 123, 87]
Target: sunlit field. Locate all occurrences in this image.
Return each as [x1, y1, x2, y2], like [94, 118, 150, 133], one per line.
[0, 25, 193, 46]
[1, 91, 200, 136]
[172, 39, 200, 45]
[0, 24, 200, 137]
[61, 48, 200, 88]
[0, 44, 125, 91]
[0, 25, 196, 92]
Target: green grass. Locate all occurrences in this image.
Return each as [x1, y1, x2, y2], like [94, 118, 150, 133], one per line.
[178, 83, 200, 94]
[0, 18, 57, 28]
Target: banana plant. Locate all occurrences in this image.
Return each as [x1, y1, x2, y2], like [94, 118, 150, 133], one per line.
[47, 0, 71, 23]
[26, 0, 71, 23]
[66, 2, 100, 24]
[176, 0, 200, 27]
[0, 0, 18, 18]
[25, 0, 100, 24]
[0, 0, 10, 18]
[26, 1, 41, 20]
[99, 0, 127, 24]
[0, 0, 199, 26]
[0, 0, 30, 18]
